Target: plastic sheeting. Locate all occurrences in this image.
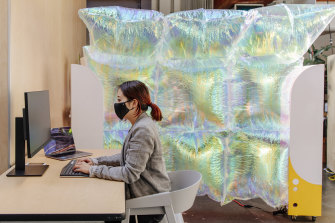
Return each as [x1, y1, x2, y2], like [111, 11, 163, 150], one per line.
[79, 4, 335, 207]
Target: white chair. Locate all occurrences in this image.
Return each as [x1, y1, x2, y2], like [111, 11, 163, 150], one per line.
[122, 170, 202, 223]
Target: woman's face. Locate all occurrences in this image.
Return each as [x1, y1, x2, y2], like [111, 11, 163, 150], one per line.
[117, 88, 138, 120]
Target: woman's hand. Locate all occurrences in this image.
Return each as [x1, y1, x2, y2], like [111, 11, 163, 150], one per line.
[76, 157, 94, 166]
[73, 162, 91, 174]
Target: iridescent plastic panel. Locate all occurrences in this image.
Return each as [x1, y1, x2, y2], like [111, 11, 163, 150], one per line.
[79, 5, 335, 207]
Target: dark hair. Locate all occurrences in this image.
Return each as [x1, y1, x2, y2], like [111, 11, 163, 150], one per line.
[118, 80, 163, 121]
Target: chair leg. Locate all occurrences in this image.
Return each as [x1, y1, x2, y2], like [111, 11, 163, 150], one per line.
[164, 204, 177, 223]
[121, 208, 130, 223]
[175, 213, 184, 223]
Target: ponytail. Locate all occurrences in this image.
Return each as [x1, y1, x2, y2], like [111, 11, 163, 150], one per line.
[149, 102, 163, 121]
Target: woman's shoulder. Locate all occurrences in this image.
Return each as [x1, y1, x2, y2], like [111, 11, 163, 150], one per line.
[133, 113, 157, 133]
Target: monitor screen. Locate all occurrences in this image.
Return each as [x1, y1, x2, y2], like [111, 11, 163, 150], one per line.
[234, 4, 264, 11]
[24, 90, 51, 158]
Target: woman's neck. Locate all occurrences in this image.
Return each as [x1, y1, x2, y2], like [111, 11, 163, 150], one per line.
[129, 111, 144, 126]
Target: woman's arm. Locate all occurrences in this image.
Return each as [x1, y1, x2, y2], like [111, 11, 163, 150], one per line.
[89, 126, 153, 183]
[91, 153, 121, 167]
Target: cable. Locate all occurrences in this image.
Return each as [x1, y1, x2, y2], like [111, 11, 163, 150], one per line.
[233, 200, 286, 215]
[273, 206, 288, 216]
[233, 200, 246, 207]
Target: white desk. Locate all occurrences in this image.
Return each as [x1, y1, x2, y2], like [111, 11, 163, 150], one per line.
[0, 149, 125, 221]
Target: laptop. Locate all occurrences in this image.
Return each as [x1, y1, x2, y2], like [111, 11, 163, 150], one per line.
[44, 128, 92, 161]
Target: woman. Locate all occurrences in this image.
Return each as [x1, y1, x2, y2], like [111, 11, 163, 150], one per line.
[73, 80, 171, 223]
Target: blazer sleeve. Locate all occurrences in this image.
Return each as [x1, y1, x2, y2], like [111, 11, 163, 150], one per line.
[91, 153, 121, 167]
[89, 126, 154, 183]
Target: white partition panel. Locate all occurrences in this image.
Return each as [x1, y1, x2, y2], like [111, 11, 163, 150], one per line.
[71, 64, 104, 149]
[290, 65, 324, 184]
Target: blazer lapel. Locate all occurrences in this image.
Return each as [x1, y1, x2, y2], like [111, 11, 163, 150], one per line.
[120, 113, 149, 165]
[121, 130, 132, 165]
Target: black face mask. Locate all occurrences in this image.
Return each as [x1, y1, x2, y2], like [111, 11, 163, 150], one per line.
[114, 99, 133, 120]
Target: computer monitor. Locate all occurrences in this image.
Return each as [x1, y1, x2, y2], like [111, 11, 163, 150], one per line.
[24, 90, 51, 158]
[234, 4, 264, 11]
[6, 90, 50, 177]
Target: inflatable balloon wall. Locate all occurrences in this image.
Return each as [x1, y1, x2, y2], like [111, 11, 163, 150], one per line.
[79, 5, 335, 207]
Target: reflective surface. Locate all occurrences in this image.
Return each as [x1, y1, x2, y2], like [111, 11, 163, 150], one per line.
[79, 4, 335, 207]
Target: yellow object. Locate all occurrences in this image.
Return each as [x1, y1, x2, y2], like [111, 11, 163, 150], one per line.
[288, 159, 322, 216]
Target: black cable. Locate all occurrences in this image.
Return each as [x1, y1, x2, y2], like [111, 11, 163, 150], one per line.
[233, 200, 287, 215]
[273, 206, 288, 216]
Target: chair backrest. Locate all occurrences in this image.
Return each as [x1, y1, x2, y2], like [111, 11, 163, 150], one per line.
[168, 170, 202, 213]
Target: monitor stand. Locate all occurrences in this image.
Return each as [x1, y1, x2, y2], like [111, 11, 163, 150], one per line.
[6, 117, 49, 177]
[6, 165, 49, 177]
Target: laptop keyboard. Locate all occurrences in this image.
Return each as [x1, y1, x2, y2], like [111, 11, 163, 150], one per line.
[60, 160, 89, 177]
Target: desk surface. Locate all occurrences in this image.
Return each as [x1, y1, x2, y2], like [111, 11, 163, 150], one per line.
[0, 149, 124, 220]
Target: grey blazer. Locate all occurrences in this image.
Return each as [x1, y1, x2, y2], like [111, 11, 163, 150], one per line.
[89, 112, 171, 199]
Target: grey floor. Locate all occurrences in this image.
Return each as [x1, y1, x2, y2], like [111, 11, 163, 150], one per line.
[1, 172, 334, 223]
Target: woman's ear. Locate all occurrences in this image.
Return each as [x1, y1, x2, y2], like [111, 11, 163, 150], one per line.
[131, 99, 139, 109]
